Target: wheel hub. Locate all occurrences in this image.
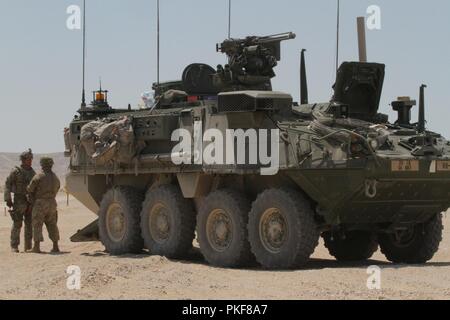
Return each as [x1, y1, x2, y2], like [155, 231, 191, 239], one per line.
[392, 228, 416, 247]
[106, 203, 127, 242]
[206, 209, 233, 252]
[215, 221, 228, 241]
[260, 208, 288, 253]
[268, 221, 283, 242]
[149, 203, 171, 244]
[156, 215, 169, 234]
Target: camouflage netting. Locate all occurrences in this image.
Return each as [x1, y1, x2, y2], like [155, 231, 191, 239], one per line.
[80, 117, 136, 165]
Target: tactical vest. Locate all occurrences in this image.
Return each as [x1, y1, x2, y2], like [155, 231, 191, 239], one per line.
[12, 167, 36, 195]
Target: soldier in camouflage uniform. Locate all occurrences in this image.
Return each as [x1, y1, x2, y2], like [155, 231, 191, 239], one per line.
[4, 149, 36, 253]
[27, 157, 61, 254]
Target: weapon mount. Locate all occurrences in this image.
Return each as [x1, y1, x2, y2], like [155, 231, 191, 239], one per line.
[214, 32, 296, 91]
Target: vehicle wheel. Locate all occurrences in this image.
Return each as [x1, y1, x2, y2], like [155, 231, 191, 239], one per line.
[140, 185, 196, 258]
[98, 186, 144, 255]
[197, 189, 253, 268]
[379, 214, 443, 264]
[323, 231, 378, 262]
[248, 188, 319, 269]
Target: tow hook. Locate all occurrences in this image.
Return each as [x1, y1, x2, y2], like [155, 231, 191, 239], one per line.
[365, 180, 378, 199]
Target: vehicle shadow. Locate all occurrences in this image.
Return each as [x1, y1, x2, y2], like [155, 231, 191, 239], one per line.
[171, 249, 450, 272]
[301, 259, 450, 271]
[81, 250, 150, 260]
[25, 251, 71, 256]
[48, 251, 71, 256]
[80, 248, 450, 271]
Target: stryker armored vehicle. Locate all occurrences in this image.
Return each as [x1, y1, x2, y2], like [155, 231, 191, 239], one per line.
[65, 31, 450, 269]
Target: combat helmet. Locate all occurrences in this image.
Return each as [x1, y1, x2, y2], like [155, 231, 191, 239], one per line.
[40, 156, 54, 169]
[20, 149, 33, 161]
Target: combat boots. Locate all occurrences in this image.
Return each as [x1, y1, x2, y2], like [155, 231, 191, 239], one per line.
[51, 242, 60, 253]
[32, 242, 41, 253]
[24, 241, 32, 252]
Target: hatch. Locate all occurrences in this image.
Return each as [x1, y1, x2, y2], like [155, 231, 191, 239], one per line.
[331, 62, 385, 121]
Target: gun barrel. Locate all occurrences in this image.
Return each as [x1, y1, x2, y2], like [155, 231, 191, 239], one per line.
[256, 32, 296, 44]
[217, 32, 296, 52]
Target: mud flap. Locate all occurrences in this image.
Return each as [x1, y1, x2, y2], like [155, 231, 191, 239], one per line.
[70, 219, 99, 242]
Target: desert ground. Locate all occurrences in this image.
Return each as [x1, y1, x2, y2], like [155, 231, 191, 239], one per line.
[0, 192, 449, 300]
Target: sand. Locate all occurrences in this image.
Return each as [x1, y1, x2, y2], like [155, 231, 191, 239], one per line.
[0, 195, 449, 300]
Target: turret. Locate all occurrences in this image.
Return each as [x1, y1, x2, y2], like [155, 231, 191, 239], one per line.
[214, 32, 296, 91]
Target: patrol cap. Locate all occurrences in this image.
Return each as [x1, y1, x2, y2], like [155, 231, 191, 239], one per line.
[40, 157, 54, 168]
[20, 149, 33, 161]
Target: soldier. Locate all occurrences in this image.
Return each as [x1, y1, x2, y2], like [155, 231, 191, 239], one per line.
[4, 149, 36, 253]
[27, 157, 61, 254]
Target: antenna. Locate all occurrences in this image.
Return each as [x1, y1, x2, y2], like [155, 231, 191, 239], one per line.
[228, 0, 232, 38]
[157, 0, 160, 85]
[300, 49, 309, 105]
[418, 84, 427, 133]
[335, 0, 340, 72]
[81, 0, 87, 108]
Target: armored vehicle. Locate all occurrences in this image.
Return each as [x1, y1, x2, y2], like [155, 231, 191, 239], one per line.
[65, 32, 450, 269]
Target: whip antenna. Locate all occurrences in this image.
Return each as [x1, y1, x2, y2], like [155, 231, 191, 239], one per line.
[228, 0, 232, 38]
[81, 0, 87, 108]
[335, 0, 340, 72]
[157, 0, 160, 84]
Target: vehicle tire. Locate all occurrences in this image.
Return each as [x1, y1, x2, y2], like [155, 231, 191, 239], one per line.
[322, 231, 378, 262]
[98, 186, 144, 255]
[248, 188, 319, 269]
[140, 185, 196, 259]
[197, 189, 254, 268]
[379, 213, 443, 264]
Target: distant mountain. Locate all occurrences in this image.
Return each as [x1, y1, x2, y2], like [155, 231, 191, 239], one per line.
[0, 153, 68, 192]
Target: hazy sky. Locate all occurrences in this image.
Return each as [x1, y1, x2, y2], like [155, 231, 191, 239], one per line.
[1, 0, 449, 153]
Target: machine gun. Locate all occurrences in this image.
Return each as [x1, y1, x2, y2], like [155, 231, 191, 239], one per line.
[214, 32, 296, 91]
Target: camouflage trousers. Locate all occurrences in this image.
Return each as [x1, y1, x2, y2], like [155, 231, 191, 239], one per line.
[32, 199, 60, 243]
[10, 196, 32, 248]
